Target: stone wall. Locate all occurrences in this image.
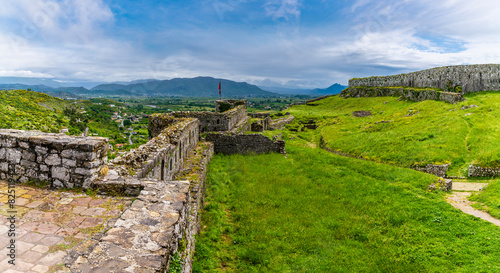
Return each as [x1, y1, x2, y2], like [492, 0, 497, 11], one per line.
[108, 118, 200, 182]
[468, 165, 500, 177]
[249, 113, 271, 118]
[349, 64, 500, 93]
[0, 129, 107, 188]
[156, 104, 247, 133]
[413, 164, 450, 177]
[206, 133, 285, 155]
[215, 99, 247, 113]
[68, 142, 214, 273]
[269, 115, 295, 130]
[340, 87, 464, 104]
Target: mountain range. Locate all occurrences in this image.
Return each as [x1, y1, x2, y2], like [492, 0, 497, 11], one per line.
[0, 76, 347, 98]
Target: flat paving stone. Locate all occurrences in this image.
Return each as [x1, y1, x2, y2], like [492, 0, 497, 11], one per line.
[30, 264, 50, 273]
[25, 201, 44, 209]
[39, 235, 63, 246]
[70, 197, 92, 207]
[36, 223, 60, 234]
[19, 232, 45, 244]
[39, 250, 66, 266]
[0, 180, 132, 271]
[80, 207, 107, 216]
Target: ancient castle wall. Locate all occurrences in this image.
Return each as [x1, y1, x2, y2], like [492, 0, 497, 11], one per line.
[0, 129, 107, 188]
[340, 87, 464, 104]
[109, 118, 200, 182]
[349, 64, 500, 93]
[152, 103, 247, 133]
[206, 133, 285, 155]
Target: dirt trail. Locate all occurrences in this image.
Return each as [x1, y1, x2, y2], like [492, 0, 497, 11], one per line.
[447, 182, 500, 227]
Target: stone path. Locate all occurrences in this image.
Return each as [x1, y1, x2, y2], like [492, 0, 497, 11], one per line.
[446, 180, 500, 227]
[0, 181, 132, 272]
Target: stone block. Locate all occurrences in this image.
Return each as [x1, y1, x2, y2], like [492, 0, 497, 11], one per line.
[35, 145, 48, 155]
[6, 148, 22, 164]
[40, 164, 49, 172]
[45, 154, 62, 166]
[63, 158, 77, 167]
[52, 166, 70, 181]
[0, 148, 5, 160]
[0, 162, 8, 172]
[18, 141, 30, 149]
[22, 150, 36, 161]
[21, 160, 37, 168]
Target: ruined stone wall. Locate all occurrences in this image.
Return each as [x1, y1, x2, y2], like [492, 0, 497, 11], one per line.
[215, 99, 247, 113]
[152, 104, 247, 133]
[269, 115, 295, 130]
[413, 164, 450, 177]
[340, 87, 464, 104]
[206, 133, 285, 155]
[468, 165, 500, 177]
[349, 64, 500, 93]
[0, 129, 107, 188]
[109, 118, 200, 182]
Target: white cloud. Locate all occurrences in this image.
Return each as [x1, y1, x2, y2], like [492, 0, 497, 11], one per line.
[0, 70, 54, 78]
[265, 0, 301, 21]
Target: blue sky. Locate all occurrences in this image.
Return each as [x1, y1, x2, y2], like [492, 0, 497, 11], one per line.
[0, 0, 499, 88]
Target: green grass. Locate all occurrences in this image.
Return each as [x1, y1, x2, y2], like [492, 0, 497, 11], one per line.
[286, 92, 500, 176]
[194, 141, 500, 272]
[469, 179, 500, 217]
[0, 89, 69, 132]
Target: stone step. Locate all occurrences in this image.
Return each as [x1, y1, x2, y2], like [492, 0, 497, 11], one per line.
[452, 182, 489, 191]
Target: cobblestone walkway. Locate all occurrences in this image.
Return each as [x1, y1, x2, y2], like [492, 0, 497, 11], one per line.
[0, 181, 132, 272]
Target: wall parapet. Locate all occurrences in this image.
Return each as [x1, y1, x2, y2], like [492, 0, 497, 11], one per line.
[349, 64, 500, 93]
[340, 86, 463, 104]
[109, 117, 200, 181]
[0, 129, 107, 188]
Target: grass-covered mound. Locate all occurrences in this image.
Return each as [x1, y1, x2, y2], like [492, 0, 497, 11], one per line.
[0, 89, 69, 132]
[194, 139, 500, 272]
[286, 91, 500, 176]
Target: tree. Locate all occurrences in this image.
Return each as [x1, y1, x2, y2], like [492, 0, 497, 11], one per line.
[123, 119, 132, 126]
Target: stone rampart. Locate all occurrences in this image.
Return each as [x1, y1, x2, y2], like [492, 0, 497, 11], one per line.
[206, 133, 285, 155]
[349, 64, 500, 93]
[108, 118, 200, 182]
[158, 104, 247, 133]
[340, 87, 463, 104]
[0, 129, 107, 188]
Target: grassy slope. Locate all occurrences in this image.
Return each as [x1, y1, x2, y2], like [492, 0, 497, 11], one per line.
[286, 92, 500, 176]
[0, 89, 69, 132]
[194, 137, 500, 272]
